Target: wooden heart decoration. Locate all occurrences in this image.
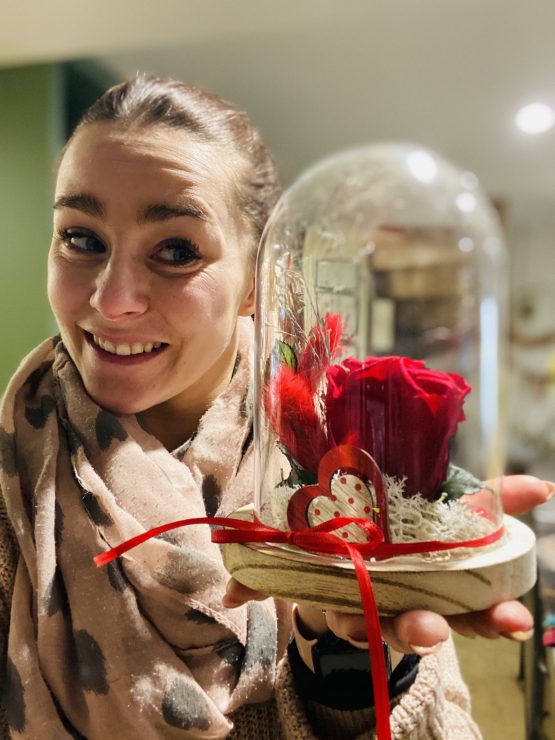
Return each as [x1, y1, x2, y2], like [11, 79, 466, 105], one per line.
[287, 445, 389, 543]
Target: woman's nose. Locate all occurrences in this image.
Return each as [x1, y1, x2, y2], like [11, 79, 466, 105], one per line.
[89, 257, 149, 320]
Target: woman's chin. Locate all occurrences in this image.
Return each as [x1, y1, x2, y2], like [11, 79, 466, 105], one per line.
[86, 388, 151, 416]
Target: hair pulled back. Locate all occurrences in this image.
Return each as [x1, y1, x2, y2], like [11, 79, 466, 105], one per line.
[71, 74, 281, 251]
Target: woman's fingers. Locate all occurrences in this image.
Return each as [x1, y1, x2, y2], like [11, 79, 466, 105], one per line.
[324, 609, 450, 655]
[323, 610, 367, 643]
[223, 578, 267, 608]
[380, 610, 451, 654]
[464, 474, 553, 519]
[320, 601, 533, 654]
[447, 600, 534, 640]
[498, 475, 554, 516]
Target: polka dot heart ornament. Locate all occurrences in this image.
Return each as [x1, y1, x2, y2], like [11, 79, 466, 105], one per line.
[287, 445, 389, 543]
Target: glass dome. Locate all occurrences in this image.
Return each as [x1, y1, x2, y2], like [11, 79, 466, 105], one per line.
[254, 142, 507, 560]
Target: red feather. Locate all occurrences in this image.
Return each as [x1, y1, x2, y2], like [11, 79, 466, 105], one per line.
[265, 365, 328, 473]
[297, 313, 344, 388]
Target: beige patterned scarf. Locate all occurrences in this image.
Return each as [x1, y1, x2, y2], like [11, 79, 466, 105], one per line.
[0, 318, 281, 739]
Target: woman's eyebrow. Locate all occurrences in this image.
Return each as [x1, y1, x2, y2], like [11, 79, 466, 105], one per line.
[53, 193, 104, 217]
[53, 194, 209, 223]
[138, 202, 209, 223]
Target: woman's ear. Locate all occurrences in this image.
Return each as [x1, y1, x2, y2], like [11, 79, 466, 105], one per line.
[239, 271, 256, 317]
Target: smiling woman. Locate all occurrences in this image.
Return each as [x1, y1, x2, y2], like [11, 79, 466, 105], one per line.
[48, 122, 257, 444]
[0, 75, 548, 740]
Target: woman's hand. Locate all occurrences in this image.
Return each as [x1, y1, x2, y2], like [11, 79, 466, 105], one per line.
[223, 475, 553, 655]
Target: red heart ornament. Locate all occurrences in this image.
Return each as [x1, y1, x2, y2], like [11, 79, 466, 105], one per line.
[287, 445, 390, 543]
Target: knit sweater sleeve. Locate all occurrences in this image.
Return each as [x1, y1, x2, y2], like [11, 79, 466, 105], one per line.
[0, 485, 18, 739]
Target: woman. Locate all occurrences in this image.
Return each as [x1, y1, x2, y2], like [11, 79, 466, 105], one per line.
[0, 75, 550, 739]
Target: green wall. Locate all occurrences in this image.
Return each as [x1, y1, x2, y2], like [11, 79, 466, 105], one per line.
[0, 64, 63, 392]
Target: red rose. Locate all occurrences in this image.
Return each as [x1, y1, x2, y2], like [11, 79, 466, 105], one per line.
[325, 356, 471, 499]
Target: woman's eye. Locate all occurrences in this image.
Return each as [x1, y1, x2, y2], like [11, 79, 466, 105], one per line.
[58, 228, 104, 253]
[155, 239, 201, 266]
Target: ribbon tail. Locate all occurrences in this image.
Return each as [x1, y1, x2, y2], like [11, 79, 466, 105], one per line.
[347, 544, 392, 740]
[94, 516, 238, 566]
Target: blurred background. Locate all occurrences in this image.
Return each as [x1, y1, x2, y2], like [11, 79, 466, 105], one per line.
[1, 1, 554, 737]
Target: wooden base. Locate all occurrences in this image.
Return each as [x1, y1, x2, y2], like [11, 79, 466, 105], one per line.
[222, 507, 536, 615]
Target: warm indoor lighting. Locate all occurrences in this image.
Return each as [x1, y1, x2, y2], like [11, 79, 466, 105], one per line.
[515, 102, 555, 134]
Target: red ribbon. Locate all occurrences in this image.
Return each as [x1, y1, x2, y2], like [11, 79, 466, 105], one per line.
[94, 516, 505, 740]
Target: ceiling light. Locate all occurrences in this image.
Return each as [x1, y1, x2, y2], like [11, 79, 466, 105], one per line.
[515, 102, 555, 134]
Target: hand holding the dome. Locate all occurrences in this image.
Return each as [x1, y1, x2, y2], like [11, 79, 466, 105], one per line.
[224, 474, 552, 652]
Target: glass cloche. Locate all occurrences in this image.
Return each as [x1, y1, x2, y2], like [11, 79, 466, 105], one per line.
[254, 142, 507, 560]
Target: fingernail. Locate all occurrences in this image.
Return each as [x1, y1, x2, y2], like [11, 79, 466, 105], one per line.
[502, 628, 534, 642]
[543, 481, 555, 500]
[409, 643, 444, 656]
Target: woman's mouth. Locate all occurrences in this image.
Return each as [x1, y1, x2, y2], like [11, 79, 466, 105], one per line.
[84, 331, 169, 364]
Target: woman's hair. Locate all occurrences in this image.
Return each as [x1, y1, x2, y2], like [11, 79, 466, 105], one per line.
[69, 74, 281, 253]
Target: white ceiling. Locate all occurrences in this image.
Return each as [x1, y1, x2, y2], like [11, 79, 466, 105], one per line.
[3, 0, 555, 216]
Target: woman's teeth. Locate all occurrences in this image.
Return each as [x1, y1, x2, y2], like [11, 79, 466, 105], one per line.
[92, 334, 162, 356]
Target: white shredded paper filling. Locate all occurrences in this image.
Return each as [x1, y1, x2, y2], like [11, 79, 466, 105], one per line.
[384, 475, 494, 543]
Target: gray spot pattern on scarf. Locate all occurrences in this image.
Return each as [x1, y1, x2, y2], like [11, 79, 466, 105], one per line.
[162, 677, 212, 731]
[243, 603, 277, 672]
[156, 531, 180, 545]
[239, 389, 251, 421]
[157, 548, 222, 595]
[106, 559, 129, 592]
[0, 427, 16, 477]
[81, 490, 112, 526]
[1, 658, 25, 731]
[24, 360, 52, 398]
[95, 410, 127, 451]
[201, 474, 222, 517]
[74, 630, 109, 694]
[24, 395, 56, 429]
[43, 567, 70, 617]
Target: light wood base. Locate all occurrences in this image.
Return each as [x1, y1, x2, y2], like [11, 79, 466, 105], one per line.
[222, 507, 536, 615]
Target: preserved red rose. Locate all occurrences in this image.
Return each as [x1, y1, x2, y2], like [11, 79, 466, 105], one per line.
[326, 356, 471, 499]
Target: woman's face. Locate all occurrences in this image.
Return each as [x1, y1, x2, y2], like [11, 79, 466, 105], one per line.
[48, 123, 255, 417]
